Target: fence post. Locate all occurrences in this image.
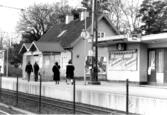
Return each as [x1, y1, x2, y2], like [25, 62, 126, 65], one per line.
[73, 78, 76, 114]
[39, 73, 42, 113]
[16, 74, 19, 106]
[126, 79, 129, 114]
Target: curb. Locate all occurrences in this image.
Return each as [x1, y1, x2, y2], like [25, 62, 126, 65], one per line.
[0, 103, 35, 114]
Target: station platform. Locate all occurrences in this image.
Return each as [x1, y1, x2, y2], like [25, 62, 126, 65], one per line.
[1, 76, 167, 115]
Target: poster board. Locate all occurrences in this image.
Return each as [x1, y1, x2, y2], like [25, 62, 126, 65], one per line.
[109, 50, 137, 71]
[85, 56, 107, 74]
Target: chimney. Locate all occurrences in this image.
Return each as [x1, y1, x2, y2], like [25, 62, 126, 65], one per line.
[80, 11, 89, 21]
[65, 15, 74, 24]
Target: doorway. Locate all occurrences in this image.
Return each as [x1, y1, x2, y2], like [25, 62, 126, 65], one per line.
[148, 49, 165, 84]
[148, 50, 156, 83]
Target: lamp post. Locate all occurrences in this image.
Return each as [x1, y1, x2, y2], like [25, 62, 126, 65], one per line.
[79, 6, 89, 85]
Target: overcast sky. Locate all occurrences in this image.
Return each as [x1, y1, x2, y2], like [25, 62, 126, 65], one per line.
[0, 0, 81, 33]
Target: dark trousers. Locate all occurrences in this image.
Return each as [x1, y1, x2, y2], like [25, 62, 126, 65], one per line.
[27, 73, 31, 81]
[34, 72, 38, 81]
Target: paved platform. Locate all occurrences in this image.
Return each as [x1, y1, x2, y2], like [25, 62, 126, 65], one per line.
[1, 77, 167, 115]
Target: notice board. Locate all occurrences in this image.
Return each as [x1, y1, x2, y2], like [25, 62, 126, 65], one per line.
[109, 50, 137, 71]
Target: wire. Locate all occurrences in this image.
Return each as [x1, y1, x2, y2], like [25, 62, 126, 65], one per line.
[0, 4, 25, 11]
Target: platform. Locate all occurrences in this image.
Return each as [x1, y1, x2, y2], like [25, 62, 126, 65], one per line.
[1, 77, 167, 115]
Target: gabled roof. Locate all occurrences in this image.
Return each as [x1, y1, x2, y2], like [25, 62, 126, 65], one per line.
[29, 41, 64, 53]
[19, 43, 31, 54]
[39, 14, 120, 48]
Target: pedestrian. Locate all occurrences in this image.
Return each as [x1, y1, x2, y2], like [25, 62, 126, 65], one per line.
[66, 60, 75, 84]
[33, 62, 39, 82]
[52, 62, 60, 84]
[25, 61, 33, 82]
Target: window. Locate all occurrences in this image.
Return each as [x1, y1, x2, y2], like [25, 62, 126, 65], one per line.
[98, 32, 105, 38]
[101, 33, 104, 38]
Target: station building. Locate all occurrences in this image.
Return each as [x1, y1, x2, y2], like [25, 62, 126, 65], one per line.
[19, 13, 119, 80]
[19, 11, 167, 84]
[99, 33, 167, 84]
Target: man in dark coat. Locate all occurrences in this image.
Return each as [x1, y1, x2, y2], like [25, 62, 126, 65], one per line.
[66, 60, 75, 84]
[33, 62, 39, 82]
[52, 62, 60, 84]
[25, 61, 33, 82]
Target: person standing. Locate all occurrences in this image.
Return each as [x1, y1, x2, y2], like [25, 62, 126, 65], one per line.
[66, 60, 75, 84]
[25, 61, 33, 82]
[52, 62, 60, 84]
[33, 62, 39, 82]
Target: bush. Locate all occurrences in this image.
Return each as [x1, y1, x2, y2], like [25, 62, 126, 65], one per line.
[5, 64, 22, 77]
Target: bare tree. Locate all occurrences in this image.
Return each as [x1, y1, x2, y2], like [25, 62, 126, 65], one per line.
[81, 0, 141, 34]
[17, 3, 72, 42]
[107, 0, 141, 34]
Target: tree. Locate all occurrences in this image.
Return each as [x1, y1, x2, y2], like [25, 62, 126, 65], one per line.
[81, 0, 141, 34]
[138, 0, 167, 35]
[81, 0, 110, 14]
[8, 43, 22, 64]
[17, 3, 72, 43]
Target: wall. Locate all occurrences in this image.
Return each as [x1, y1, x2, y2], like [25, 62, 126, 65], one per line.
[72, 18, 117, 77]
[107, 43, 141, 82]
[98, 18, 116, 37]
[60, 51, 71, 77]
[22, 51, 61, 81]
[73, 38, 88, 77]
[164, 49, 167, 83]
[42, 53, 60, 80]
[139, 44, 148, 83]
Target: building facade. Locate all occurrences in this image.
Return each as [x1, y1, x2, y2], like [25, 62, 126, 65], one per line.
[98, 33, 167, 84]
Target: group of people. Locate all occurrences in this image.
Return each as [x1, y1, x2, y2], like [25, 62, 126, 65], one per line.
[25, 61, 39, 82]
[25, 60, 75, 84]
[52, 60, 75, 84]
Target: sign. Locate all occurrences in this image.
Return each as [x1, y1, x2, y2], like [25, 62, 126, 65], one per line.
[109, 50, 137, 71]
[128, 34, 141, 42]
[88, 50, 93, 56]
[80, 30, 90, 39]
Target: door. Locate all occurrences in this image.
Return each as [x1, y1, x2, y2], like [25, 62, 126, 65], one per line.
[148, 50, 156, 83]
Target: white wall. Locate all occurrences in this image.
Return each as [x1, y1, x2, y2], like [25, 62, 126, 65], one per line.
[72, 18, 118, 77]
[22, 51, 63, 81]
[107, 44, 141, 82]
[60, 51, 71, 76]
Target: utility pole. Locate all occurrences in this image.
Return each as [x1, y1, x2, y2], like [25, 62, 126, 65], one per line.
[89, 0, 100, 85]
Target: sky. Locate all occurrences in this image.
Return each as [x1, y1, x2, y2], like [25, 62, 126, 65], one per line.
[0, 0, 82, 33]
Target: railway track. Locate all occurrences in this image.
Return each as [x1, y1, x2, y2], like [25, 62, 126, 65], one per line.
[0, 88, 132, 114]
